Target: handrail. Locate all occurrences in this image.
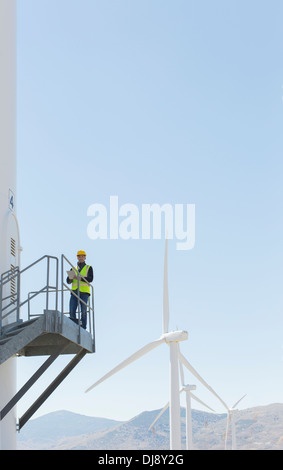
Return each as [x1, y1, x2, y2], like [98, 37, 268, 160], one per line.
[27, 288, 68, 318]
[0, 255, 59, 336]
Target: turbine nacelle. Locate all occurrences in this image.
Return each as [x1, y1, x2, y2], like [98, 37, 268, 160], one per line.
[161, 330, 188, 343]
[182, 384, 196, 392]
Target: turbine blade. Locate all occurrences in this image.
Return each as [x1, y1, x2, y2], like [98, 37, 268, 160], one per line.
[148, 402, 169, 431]
[232, 394, 247, 409]
[190, 392, 215, 412]
[178, 352, 229, 411]
[163, 238, 169, 334]
[85, 338, 166, 393]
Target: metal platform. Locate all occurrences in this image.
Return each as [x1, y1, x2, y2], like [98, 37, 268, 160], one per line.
[0, 310, 94, 366]
[0, 254, 96, 430]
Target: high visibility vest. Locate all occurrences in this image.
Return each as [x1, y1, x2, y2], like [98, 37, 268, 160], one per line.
[72, 265, 91, 294]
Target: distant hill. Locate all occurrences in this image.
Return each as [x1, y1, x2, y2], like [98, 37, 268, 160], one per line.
[17, 410, 122, 450]
[17, 404, 283, 450]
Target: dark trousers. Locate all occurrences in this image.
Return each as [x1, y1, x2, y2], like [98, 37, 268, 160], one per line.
[69, 291, 89, 329]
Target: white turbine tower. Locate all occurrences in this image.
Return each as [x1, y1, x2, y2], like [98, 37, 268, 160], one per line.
[0, 0, 18, 450]
[225, 394, 246, 450]
[86, 239, 188, 449]
[149, 352, 215, 450]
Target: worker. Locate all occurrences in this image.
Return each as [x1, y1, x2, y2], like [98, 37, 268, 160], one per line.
[66, 250, 93, 329]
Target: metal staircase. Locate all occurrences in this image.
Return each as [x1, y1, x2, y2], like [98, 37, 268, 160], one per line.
[0, 254, 96, 430]
[0, 318, 38, 358]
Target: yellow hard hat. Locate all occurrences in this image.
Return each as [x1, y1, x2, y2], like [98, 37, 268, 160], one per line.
[77, 250, 86, 256]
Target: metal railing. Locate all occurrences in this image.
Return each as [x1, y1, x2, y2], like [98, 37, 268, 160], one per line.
[0, 265, 21, 330]
[0, 255, 58, 336]
[0, 254, 95, 350]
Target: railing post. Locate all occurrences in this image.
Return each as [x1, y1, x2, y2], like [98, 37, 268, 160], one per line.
[92, 285, 95, 351]
[88, 296, 91, 337]
[77, 274, 81, 345]
[46, 257, 50, 311]
[61, 255, 64, 332]
[55, 257, 58, 312]
[28, 292, 31, 321]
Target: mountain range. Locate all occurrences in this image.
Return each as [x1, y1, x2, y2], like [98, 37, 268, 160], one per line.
[17, 403, 283, 450]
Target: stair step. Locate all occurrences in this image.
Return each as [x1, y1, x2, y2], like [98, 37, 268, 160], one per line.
[0, 318, 39, 342]
[2, 319, 23, 334]
[0, 337, 10, 346]
[16, 318, 38, 329]
[5, 329, 22, 338]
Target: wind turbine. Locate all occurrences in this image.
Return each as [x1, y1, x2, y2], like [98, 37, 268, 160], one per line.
[149, 351, 215, 450]
[85, 239, 228, 449]
[225, 394, 247, 450]
[86, 239, 187, 449]
[178, 349, 215, 450]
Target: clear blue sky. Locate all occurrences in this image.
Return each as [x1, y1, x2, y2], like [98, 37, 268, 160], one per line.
[16, 0, 283, 422]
